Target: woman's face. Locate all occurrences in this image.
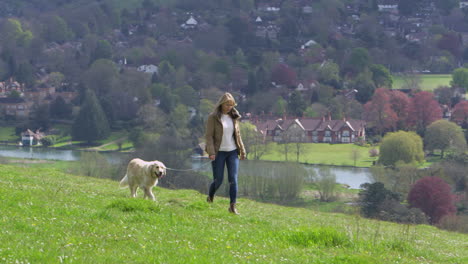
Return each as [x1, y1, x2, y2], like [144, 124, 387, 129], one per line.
[221, 101, 235, 114]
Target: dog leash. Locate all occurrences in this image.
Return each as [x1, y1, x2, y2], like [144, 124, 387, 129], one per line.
[165, 160, 212, 172]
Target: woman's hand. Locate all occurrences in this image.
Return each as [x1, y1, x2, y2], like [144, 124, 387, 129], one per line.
[209, 155, 215, 160]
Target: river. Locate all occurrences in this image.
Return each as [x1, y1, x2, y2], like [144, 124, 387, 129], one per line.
[0, 145, 373, 189]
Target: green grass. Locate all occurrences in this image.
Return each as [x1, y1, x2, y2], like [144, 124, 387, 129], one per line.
[260, 143, 377, 167]
[0, 126, 18, 141]
[0, 164, 466, 263]
[392, 74, 452, 91]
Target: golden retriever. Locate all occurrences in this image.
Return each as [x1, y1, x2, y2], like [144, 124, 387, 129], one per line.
[119, 158, 166, 201]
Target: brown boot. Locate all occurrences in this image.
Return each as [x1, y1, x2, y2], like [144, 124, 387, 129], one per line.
[228, 203, 239, 215]
[207, 196, 214, 203]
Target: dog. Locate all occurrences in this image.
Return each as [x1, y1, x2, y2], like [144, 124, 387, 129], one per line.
[119, 158, 166, 201]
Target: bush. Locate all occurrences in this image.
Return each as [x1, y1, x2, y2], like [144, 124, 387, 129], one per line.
[378, 199, 427, 224]
[369, 148, 379, 157]
[239, 160, 305, 201]
[73, 151, 117, 179]
[437, 215, 468, 233]
[40, 135, 56, 147]
[314, 167, 337, 202]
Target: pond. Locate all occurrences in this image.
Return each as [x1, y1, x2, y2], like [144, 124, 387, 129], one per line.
[0, 145, 126, 164]
[0, 146, 373, 189]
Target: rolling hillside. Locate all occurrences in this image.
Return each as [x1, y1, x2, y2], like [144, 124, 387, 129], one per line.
[0, 164, 466, 263]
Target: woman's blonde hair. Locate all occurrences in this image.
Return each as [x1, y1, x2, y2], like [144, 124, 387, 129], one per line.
[215, 92, 237, 110]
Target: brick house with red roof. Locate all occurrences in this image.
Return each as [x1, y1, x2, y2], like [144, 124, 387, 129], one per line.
[252, 117, 366, 143]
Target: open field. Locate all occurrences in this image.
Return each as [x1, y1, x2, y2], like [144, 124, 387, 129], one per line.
[392, 74, 452, 91]
[259, 143, 377, 167]
[0, 164, 466, 263]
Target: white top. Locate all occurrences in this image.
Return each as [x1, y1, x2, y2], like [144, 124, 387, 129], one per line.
[219, 114, 237, 151]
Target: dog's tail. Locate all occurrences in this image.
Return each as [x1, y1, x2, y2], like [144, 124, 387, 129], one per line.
[119, 174, 128, 188]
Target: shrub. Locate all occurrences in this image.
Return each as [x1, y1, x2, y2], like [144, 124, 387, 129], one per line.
[314, 167, 337, 202]
[73, 151, 117, 179]
[369, 148, 379, 157]
[437, 215, 468, 233]
[378, 199, 427, 224]
[239, 160, 305, 201]
[408, 176, 456, 224]
[40, 135, 56, 147]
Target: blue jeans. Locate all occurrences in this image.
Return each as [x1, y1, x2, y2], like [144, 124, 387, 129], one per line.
[208, 149, 239, 204]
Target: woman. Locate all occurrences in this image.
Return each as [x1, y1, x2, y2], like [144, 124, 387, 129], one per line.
[205, 92, 246, 214]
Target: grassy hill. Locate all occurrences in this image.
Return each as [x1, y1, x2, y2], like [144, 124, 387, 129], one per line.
[0, 164, 466, 263]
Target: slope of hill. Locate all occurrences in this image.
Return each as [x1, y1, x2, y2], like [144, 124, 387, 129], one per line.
[0, 164, 466, 263]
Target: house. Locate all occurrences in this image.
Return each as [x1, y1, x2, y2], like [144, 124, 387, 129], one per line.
[21, 129, 44, 146]
[377, 1, 398, 13]
[23, 86, 56, 105]
[0, 78, 25, 97]
[181, 15, 198, 29]
[137, 64, 159, 74]
[0, 97, 31, 118]
[253, 117, 366, 144]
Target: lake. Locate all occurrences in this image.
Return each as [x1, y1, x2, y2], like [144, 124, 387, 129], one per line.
[0, 146, 373, 189]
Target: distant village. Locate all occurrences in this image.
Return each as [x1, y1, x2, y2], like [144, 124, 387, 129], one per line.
[2, 0, 468, 145]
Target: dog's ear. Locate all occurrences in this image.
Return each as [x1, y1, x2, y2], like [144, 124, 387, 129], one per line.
[162, 166, 166, 177]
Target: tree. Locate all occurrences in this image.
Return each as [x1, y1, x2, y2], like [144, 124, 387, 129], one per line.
[271, 63, 297, 87]
[424, 120, 466, 158]
[433, 86, 453, 106]
[50, 96, 73, 119]
[352, 69, 376, 103]
[359, 182, 400, 218]
[83, 59, 119, 97]
[274, 96, 287, 116]
[408, 176, 456, 224]
[370, 64, 392, 88]
[408, 91, 442, 135]
[43, 15, 72, 43]
[30, 104, 51, 131]
[72, 89, 110, 143]
[0, 18, 33, 49]
[389, 90, 411, 130]
[240, 122, 268, 160]
[435, 0, 459, 15]
[452, 100, 468, 128]
[451, 68, 468, 92]
[288, 91, 306, 116]
[363, 88, 398, 135]
[92, 40, 113, 62]
[398, 0, 420, 15]
[48, 72, 65, 88]
[378, 131, 424, 166]
[346, 47, 370, 75]
[246, 71, 258, 95]
[317, 61, 340, 88]
[136, 104, 167, 132]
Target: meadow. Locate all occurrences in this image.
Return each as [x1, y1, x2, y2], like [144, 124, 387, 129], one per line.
[392, 74, 452, 91]
[259, 143, 377, 167]
[0, 164, 466, 263]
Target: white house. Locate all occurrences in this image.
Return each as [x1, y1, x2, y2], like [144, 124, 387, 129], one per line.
[181, 15, 198, 29]
[137, 64, 159, 74]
